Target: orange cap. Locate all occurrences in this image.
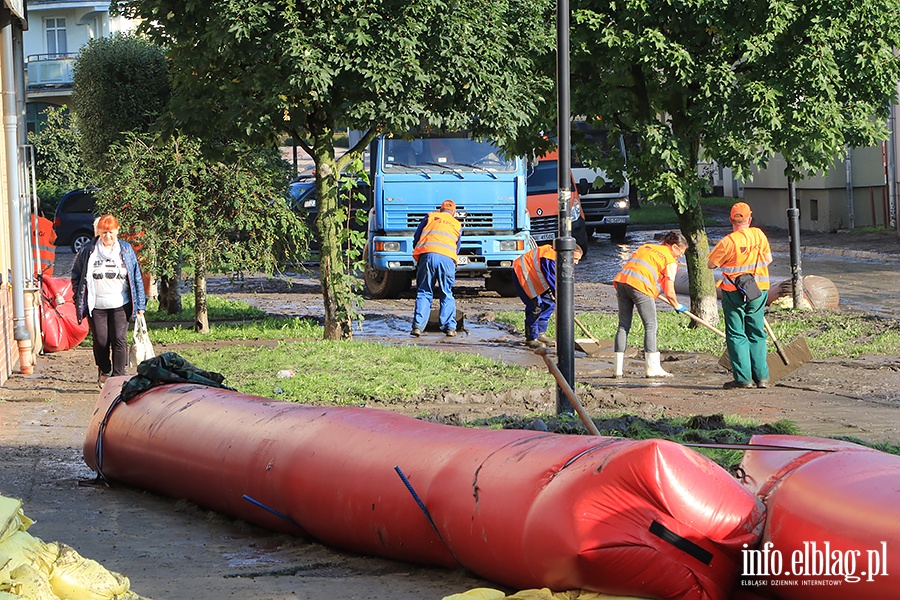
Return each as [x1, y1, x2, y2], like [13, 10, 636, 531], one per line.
[730, 202, 752, 221]
[441, 199, 456, 213]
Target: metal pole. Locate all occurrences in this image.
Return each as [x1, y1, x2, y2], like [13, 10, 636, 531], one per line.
[786, 174, 804, 308]
[555, 0, 575, 414]
[888, 111, 898, 231]
[845, 147, 855, 230]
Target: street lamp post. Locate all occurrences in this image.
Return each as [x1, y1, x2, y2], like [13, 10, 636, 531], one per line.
[555, 0, 576, 414]
[787, 175, 805, 308]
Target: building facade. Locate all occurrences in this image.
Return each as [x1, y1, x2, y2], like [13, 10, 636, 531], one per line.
[1, 0, 32, 384]
[742, 93, 900, 235]
[23, 0, 137, 133]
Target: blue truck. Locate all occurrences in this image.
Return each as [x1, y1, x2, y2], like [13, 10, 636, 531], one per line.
[362, 132, 531, 299]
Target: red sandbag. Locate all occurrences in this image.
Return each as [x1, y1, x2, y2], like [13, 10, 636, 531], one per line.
[40, 276, 89, 353]
[738, 435, 898, 599]
[84, 381, 765, 599]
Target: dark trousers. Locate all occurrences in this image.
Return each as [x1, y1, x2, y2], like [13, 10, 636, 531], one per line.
[90, 306, 130, 377]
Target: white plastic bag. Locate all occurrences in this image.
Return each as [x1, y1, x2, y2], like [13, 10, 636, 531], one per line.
[128, 314, 155, 368]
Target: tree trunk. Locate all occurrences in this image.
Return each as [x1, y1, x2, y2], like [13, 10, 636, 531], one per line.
[312, 125, 354, 340]
[194, 264, 209, 333]
[676, 203, 719, 325]
[671, 126, 719, 325]
[158, 262, 182, 314]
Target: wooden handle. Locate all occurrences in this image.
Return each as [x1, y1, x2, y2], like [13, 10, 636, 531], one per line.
[682, 309, 727, 339]
[763, 318, 790, 365]
[665, 299, 726, 339]
[534, 348, 601, 436]
[573, 314, 601, 345]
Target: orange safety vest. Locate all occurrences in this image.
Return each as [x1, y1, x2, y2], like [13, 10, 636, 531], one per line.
[33, 215, 56, 277]
[613, 243, 676, 299]
[708, 228, 771, 292]
[412, 211, 461, 262]
[513, 245, 556, 298]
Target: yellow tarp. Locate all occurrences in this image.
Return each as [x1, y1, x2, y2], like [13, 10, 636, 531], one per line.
[0, 494, 146, 600]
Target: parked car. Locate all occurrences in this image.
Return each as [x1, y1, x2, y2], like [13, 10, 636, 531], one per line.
[52, 188, 98, 253]
[288, 175, 370, 251]
[525, 152, 590, 253]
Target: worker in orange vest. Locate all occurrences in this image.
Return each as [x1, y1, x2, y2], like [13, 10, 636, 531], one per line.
[707, 202, 773, 389]
[410, 199, 462, 337]
[120, 229, 152, 297]
[513, 243, 583, 348]
[613, 230, 688, 378]
[33, 210, 57, 277]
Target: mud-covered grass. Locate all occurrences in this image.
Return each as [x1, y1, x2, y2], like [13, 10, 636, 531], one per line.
[770, 309, 900, 358]
[462, 412, 801, 470]
[144, 294, 268, 321]
[173, 342, 550, 404]
[461, 412, 900, 469]
[144, 293, 900, 360]
[496, 308, 900, 358]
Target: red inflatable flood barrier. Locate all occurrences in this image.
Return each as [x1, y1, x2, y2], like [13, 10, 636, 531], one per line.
[84, 380, 765, 599]
[40, 276, 89, 353]
[739, 435, 899, 599]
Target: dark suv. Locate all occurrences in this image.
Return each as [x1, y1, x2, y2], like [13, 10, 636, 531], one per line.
[53, 188, 97, 253]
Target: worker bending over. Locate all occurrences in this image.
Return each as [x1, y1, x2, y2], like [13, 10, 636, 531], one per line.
[513, 244, 583, 348]
[410, 199, 462, 337]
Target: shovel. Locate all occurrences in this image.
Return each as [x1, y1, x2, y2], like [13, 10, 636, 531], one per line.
[534, 347, 601, 436]
[717, 316, 812, 382]
[573, 314, 613, 356]
[666, 299, 727, 339]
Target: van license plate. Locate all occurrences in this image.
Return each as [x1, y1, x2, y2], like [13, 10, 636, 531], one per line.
[604, 217, 628, 224]
[457, 256, 469, 265]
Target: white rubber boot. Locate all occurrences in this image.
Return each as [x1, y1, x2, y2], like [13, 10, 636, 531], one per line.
[645, 352, 672, 378]
[613, 352, 625, 379]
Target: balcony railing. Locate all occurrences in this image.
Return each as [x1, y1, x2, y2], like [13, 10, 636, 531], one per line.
[26, 53, 77, 89]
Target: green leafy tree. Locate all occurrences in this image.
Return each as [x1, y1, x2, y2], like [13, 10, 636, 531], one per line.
[73, 32, 309, 325]
[115, 0, 555, 340]
[99, 133, 307, 332]
[27, 107, 92, 213]
[72, 33, 171, 175]
[566, 0, 900, 321]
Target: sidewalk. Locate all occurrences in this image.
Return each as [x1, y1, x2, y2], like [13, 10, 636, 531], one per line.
[765, 226, 900, 260]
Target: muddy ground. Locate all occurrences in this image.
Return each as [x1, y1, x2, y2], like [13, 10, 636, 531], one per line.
[1, 238, 899, 599]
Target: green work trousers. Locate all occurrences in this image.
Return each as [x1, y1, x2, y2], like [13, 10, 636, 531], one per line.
[722, 289, 769, 385]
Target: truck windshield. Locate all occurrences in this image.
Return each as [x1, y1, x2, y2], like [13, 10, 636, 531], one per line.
[382, 137, 516, 173]
[527, 160, 558, 195]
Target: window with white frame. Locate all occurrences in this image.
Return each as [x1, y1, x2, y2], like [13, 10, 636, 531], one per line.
[45, 18, 67, 56]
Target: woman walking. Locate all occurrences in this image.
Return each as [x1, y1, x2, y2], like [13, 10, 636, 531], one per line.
[72, 214, 147, 386]
[612, 231, 688, 378]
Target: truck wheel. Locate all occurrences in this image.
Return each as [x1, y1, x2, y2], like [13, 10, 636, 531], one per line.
[610, 225, 628, 243]
[364, 264, 411, 299]
[485, 271, 518, 297]
[574, 228, 590, 256]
